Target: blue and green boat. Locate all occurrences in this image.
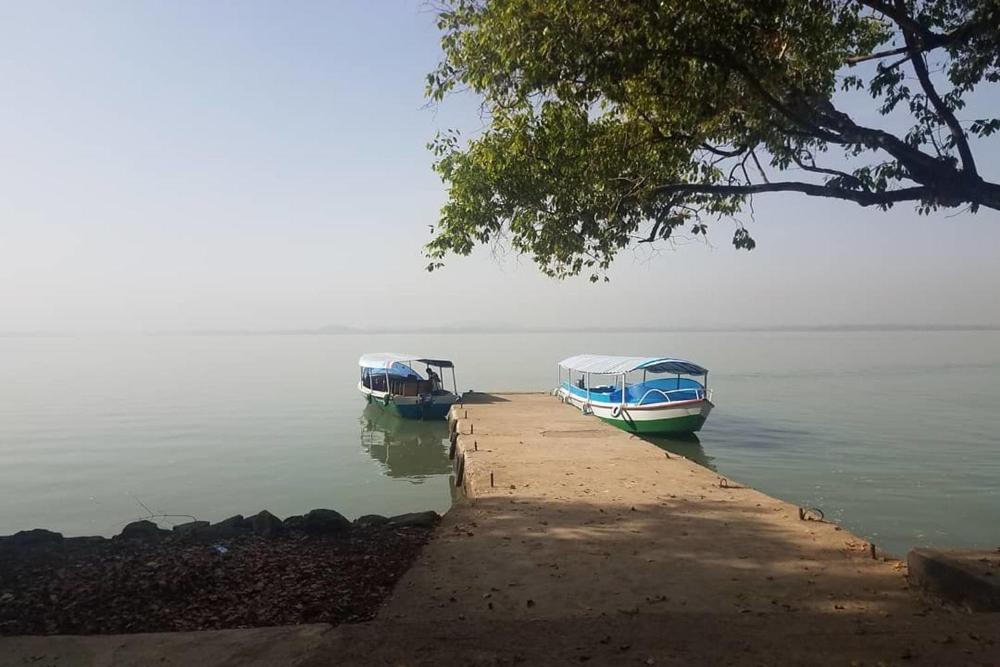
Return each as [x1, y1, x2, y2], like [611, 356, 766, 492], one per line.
[556, 354, 714, 434]
[358, 353, 460, 421]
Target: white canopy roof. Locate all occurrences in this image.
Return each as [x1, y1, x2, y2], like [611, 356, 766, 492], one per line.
[359, 353, 454, 369]
[558, 354, 707, 376]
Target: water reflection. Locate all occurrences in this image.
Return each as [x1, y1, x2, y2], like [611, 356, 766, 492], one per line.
[359, 405, 452, 481]
[641, 433, 717, 471]
[701, 413, 813, 451]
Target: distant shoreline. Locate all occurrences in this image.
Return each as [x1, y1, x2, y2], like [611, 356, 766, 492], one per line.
[3, 324, 1000, 337]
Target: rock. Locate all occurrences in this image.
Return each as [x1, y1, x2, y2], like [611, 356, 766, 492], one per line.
[387, 511, 440, 529]
[199, 515, 252, 540]
[215, 514, 250, 529]
[354, 514, 390, 528]
[9, 529, 64, 548]
[283, 515, 305, 530]
[172, 520, 210, 535]
[63, 536, 106, 548]
[0, 513, 432, 635]
[303, 509, 351, 535]
[118, 520, 168, 541]
[251, 510, 285, 538]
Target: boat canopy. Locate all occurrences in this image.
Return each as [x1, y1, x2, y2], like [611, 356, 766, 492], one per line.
[558, 354, 707, 376]
[359, 353, 454, 369]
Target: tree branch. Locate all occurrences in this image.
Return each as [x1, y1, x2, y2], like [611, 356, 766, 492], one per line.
[730, 61, 954, 191]
[651, 180, 929, 207]
[807, 97, 953, 185]
[723, 59, 848, 145]
[858, 0, 941, 42]
[789, 150, 865, 189]
[700, 142, 747, 157]
[846, 44, 911, 65]
[749, 149, 769, 183]
[857, 0, 994, 53]
[897, 2, 979, 177]
[641, 218, 663, 243]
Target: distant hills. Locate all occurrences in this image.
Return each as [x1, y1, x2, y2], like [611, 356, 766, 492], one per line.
[197, 322, 1000, 335]
[3, 323, 999, 337]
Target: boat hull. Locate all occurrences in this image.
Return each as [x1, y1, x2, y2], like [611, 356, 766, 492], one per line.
[358, 383, 457, 421]
[597, 410, 709, 434]
[558, 388, 712, 434]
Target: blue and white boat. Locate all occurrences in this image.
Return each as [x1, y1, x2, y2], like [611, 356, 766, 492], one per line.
[555, 354, 714, 434]
[358, 353, 460, 421]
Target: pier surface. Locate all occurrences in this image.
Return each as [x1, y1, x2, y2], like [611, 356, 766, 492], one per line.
[368, 393, 999, 664]
[3, 393, 998, 666]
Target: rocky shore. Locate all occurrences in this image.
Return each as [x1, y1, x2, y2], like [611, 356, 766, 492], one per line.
[0, 508, 439, 636]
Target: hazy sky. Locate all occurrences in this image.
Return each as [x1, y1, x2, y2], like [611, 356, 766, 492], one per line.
[2, 1, 998, 333]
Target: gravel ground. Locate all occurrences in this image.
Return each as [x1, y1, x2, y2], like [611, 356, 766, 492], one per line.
[0, 526, 432, 636]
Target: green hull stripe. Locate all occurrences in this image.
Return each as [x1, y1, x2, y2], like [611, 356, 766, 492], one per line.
[599, 413, 706, 434]
[372, 399, 450, 421]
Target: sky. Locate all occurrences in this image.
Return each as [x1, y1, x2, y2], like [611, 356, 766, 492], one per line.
[1, 0, 998, 333]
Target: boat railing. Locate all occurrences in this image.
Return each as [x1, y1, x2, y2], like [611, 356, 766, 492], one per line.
[634, 387, 705, 405]
[561, 382, 707, 406]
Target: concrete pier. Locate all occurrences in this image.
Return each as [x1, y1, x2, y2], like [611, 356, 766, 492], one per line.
[371, 393, 1000, 664]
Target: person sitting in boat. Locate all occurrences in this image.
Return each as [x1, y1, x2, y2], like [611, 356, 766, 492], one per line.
[426, 366, 442, 392]
[577, 376, 586, 390]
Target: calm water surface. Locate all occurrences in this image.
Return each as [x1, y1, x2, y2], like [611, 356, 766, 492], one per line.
[1, 330, 998, 555]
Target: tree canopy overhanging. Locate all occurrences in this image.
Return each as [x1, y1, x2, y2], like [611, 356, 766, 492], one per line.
[423, 0, 1000, 279]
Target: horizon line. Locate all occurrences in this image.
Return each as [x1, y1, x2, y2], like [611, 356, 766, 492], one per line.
[3, 323, 1000, 337]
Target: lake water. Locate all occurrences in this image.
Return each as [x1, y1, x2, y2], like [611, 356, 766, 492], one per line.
[1, 330, 998, 556]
